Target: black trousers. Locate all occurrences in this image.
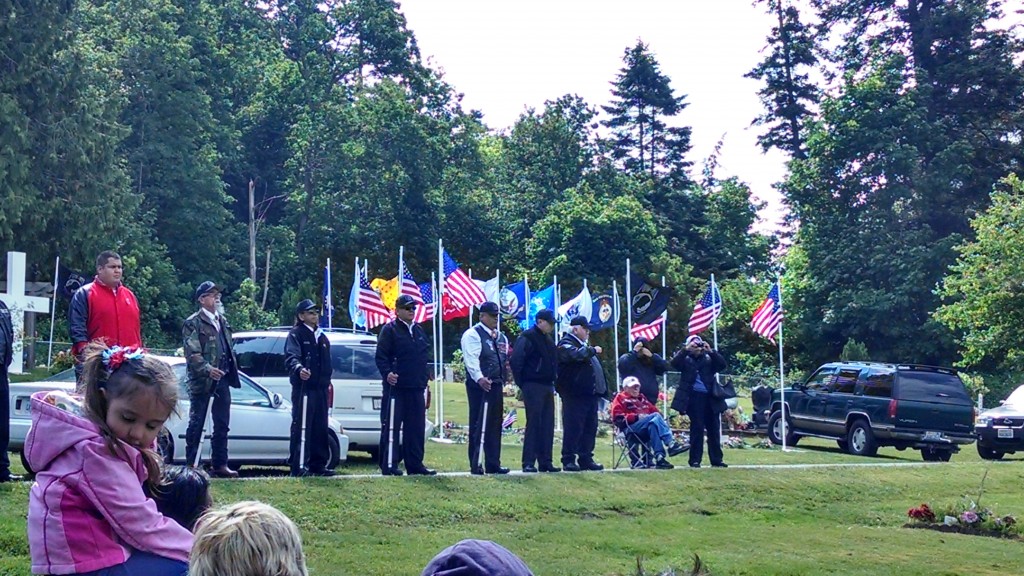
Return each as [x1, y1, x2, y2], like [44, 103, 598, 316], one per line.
[378, 386, 426, 472]
[290, 383, 331, 473]
[688, 391, 724, 466]
[0, 370, 9, 476]
[561, 394, 599, 466]
[185, 382, 232, 468]
[466, 382, 503, 471]
[520, 381, 555, 468]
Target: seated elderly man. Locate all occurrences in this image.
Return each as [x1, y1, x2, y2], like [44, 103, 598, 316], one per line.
[610, 376, 689, 469]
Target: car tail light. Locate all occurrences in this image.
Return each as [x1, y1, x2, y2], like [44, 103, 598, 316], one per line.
[888, 399, 898, 419]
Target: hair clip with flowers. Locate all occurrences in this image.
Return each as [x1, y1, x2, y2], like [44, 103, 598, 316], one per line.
[101, 346, 146, 374]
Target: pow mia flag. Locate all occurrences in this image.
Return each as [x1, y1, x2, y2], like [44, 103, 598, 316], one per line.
[58, 265, 88, 300]
[628, 273, 672, 325]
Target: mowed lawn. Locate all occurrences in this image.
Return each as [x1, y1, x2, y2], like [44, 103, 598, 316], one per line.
[2, 381, 1024, 574]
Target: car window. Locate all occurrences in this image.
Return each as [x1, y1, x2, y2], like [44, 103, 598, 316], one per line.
[896, 370, 971, 404]
[46, 368, 78, 382]
[831, 368, 860, 394]
[859, 368, 894, 398]
[173, 365, 189, 397]
[332, 344, 379, 380]
[803, 367, 836, 391]
[234, 336, 284, 377]
[232, 376, 271, 407]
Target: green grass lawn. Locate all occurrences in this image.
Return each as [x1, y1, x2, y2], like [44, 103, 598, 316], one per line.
[3, 383, 1024, 575]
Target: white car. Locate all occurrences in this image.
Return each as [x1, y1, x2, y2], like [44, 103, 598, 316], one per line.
[8, 356, 349, 473]
[232, 328, 434, 457]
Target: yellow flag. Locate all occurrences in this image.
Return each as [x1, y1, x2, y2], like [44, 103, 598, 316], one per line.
[371, 276, 400, 310]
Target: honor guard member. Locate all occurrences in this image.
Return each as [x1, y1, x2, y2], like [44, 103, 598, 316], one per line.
[556, 315, 607, 471]
[509, 308, 559, 473]
[461, 301, 511, 475]
[375, 294, 435, 476]
[283, 299, 335, 477]
[183, 281, 241, 478]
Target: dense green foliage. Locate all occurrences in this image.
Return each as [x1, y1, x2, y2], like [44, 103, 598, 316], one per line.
[3, 0, 1023, 377]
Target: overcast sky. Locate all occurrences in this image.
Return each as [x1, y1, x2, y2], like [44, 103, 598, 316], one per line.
[399, 0, 792, 231]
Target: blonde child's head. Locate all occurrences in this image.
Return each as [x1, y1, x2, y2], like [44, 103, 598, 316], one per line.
[190, 501, 308, 576]
[80, 341, 179, 483]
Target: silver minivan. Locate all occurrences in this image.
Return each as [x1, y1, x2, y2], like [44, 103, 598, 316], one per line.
[232, 329, 386, 456]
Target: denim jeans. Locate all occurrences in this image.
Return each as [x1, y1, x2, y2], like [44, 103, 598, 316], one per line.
[627, 413, 674, 457]
[76, 551, 187, 576]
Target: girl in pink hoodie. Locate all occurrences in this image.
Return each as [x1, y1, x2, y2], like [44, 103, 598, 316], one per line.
[27, 343, 192, 575]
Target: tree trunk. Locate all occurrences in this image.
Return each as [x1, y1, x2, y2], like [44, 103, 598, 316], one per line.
[248, 179, 256, 281]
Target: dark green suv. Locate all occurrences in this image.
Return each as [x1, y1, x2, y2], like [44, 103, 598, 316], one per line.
[767, 361, 976, 461]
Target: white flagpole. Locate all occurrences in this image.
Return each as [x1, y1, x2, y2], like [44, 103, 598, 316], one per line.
[468, 268, 475, 326]
[495, 269, 501, 333]
[625, 259, 633, 336]
[711, 274, 720, 387]
[661, 275, 668, 418]
[613, 280, 620, 391]
[777, 278, 788, 452]
[553, 274, 562, 433]
[524, 274, 530, 328]
[437, 239, 446, 439]
[352, 258, 359, 331]
[326, 258, 332, 327]
[431, 271, 440, 431]
[397, 247, 404, 299]
[47, 256, 59, 366]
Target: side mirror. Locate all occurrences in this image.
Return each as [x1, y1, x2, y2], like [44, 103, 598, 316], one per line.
[271, 393, 283, 409]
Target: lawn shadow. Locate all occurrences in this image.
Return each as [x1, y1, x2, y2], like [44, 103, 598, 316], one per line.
[794, 443, 915, 462]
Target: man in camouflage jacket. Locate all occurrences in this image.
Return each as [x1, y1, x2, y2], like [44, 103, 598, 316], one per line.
[182, 281, 240, 478]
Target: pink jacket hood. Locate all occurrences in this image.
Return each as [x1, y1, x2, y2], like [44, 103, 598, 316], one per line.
[27, 391, 192, 574]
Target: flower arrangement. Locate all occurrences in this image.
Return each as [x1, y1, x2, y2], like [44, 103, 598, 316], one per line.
[904, 471, 1020, 539]
[722, 436, 748, 449]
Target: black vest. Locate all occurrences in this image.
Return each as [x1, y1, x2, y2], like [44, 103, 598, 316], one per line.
[467, 325, 507, 385]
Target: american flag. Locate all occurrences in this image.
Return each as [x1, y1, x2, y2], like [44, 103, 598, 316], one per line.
[442, 249, 486, 309]
[502, 408, 517, 429]
[750, 283, 783, 342]
[357, 268, 392, 329]
[687, 283, 722, 335]
[401, 262, 426, 307]
[414, 281, 436, 324]
[630, 315, 665, 342]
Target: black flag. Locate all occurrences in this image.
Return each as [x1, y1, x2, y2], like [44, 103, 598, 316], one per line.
[628, 273, 672, 325]
[58, 265, 89, 300]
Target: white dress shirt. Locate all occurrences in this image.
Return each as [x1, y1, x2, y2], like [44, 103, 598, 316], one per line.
[461, 323, 494, 383]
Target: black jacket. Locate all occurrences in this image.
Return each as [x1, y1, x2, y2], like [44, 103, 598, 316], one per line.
[617, 350, 669, 404]
[0, 300, 12, 369]
[555, 334, 606, 398]
[375, 318, 430, 389]
[510, 325, 556, 385]
[670, 349, 728, 414]
[284, 324, 333, 390]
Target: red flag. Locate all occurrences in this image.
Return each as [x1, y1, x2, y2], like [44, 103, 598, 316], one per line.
[442, 292, 470, 321]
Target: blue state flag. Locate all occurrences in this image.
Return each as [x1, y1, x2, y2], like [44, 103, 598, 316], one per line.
[520, 284, 555, 330]
[588, 292, 618, 332]
[499, 280, 528, 320]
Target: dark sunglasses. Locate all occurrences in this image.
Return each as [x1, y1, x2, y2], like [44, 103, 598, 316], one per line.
[401, 306, 417, 311]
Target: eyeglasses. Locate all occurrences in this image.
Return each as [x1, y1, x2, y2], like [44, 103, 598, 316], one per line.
[304, 310, 320, 315]
[401, 306, 417, 311]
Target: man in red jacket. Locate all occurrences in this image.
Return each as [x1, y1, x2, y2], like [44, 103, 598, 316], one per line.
[610, 377, 688, 469]
[69, 251, 142, 378]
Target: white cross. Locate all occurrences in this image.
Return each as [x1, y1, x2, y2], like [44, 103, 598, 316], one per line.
[1, 252, 51, 374]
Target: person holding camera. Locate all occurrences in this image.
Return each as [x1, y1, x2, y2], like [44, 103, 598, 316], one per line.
[556, 315, 608, 472]
[284, 299, 334, 477]
[183, 281, 241, 478]
[617, 336, 670, 405]
[670, 335, 727, 468]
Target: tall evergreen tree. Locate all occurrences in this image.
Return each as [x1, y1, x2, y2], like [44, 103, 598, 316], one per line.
[601, 41, 692, 181]
[746, 0, 820, 159]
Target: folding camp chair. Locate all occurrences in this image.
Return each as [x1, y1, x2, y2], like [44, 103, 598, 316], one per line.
[612, 424, 656, 470]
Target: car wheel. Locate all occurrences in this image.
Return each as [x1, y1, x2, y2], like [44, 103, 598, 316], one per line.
[767, 410, 798, 446]
[327, 432, 341, 470]
[157, 427, 175, 464]
[847, 420, 878, 457]
[977, 444, 1005, 461]
[20, 451, 34, 476]
[837, 439, 849, 452]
